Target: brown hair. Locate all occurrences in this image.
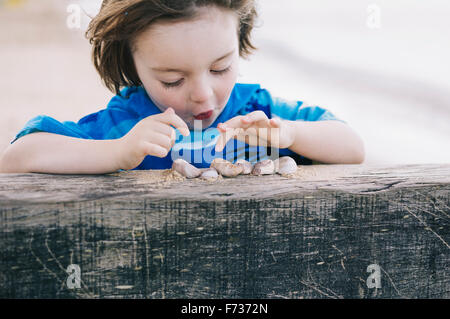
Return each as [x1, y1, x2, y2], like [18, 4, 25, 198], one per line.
[86, 0, 258, 96]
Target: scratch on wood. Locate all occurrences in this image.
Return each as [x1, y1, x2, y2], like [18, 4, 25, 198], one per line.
[29, 231, 63, 284]
[299, 280, 343, 299]
[115, 285, 134, 290]
[28, 230, 97, 298]
[410, 189, 450, 219]
[271, 251, 277, 262]
[44, 229, 94, 297]
[332, 244, 345, 256]
[401, 204, 450, 250]
[142, 224, 151, 298]
[379, 265, 409, 299]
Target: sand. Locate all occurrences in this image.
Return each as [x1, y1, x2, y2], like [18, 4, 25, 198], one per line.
[107, 164, 351, 188]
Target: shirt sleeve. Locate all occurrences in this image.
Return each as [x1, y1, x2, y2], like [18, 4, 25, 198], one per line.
[10, 93, 140, 145]
[243, 88, 346, 123]
[235, 87, 346, 165]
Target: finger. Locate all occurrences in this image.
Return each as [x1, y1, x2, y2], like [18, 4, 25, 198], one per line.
[217, 114, 248, 131]
[217, 112, 263, 132]
[170, 128, 176, 147]
[142, 141, 169, 158]
[268, 127, 281, 148]
[217, 122, 228, 133]
[214, 130, 229, 153]
[241, 111, 270, 127]
[160, 123, 177, 148]
[217, 118, 251, 134]
[148, 131, 173, 150]
[235, 127, 259, 146]
[151, 120, 176, 137]
[158, 107, 190, 136]
[269, 118, 281, 128]
[215, 127, 241, 152]
[146, 122, 177, 148]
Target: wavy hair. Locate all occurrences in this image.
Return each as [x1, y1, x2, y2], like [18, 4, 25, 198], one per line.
[86, 0, 258, 96]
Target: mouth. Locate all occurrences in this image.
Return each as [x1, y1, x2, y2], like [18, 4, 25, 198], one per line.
[194, 110, 214, 120]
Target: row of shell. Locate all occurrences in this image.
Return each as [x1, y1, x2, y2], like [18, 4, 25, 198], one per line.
[172, 157, 298, 180]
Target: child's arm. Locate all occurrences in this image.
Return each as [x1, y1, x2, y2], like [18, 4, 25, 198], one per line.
[285, 119, 365, 164]
[216, 113, 365, 165]
[0, 132, 123, 174]
[240, 89, 365, 164]
[0, 108, 190, 174]
[216, 87, 365, 164]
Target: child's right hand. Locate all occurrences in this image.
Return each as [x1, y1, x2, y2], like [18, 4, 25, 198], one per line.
[117, 107, 190, 170]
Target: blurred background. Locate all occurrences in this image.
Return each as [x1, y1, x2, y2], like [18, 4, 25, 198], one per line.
[0, 0, 449, 164]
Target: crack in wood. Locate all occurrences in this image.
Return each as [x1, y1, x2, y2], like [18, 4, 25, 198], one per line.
[360, 181, 405, 193]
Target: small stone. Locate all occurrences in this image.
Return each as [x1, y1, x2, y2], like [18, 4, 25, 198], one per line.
[251, 159, 275, 175]
[200, 167, 219, 180]
[172, 159, 202, 178]
[234, 159, 253, 175]
[211, 158, 243, 177]
[274, 156, 298, 175]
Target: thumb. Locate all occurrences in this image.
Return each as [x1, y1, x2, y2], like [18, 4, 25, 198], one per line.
[269, 118, 280, 127]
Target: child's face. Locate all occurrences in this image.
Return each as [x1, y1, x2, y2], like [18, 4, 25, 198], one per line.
[132, 6, 240, 130]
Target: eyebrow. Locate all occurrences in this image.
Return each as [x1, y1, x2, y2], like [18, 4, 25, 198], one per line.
[151, 49, 235, 73]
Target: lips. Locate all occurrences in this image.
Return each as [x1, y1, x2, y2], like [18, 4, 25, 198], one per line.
[194, 110, 213, 120]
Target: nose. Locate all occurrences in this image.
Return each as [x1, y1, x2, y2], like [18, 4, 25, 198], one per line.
[189, 76, 214, 105]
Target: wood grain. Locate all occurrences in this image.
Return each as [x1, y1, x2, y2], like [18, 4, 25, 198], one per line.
[0, 164, 449, 298]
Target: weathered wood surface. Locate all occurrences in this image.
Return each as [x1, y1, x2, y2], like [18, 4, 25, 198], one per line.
[0, 164, 449, 299]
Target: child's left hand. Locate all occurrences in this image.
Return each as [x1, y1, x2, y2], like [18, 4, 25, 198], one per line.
[215, 111, 295, 152]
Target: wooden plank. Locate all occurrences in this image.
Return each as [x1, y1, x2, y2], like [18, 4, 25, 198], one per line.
[0, 164, 449, 298]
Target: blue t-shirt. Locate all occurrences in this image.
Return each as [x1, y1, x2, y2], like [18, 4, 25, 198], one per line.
[11, 83, 345, 170]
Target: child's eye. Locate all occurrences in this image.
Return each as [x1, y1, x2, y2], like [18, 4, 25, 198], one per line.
[161, 79, 184, 89]
[211, 66, 231, 75]
[160, 67, 230, 89]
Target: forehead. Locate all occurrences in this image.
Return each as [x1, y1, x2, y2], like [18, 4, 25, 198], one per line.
[133, 6, 239, 68]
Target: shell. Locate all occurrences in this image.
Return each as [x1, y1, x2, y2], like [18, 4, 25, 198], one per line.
[274, 156, 298, 175]
[171, 159, 202, 179]
[200, 167, 219, 180]
[210, 158, 243, 177]
[234, 159, 253, 175]
[251, 159, 275, 176]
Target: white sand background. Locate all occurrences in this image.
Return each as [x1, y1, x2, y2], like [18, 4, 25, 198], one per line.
[1, 0, 449, 165]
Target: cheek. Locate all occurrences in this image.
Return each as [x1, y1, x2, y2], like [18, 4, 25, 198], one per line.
[216, 69, 238, 107]
[147, 85, 188, 113]
[136, 68, 186, 113]
[156, 88, 182, 108]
